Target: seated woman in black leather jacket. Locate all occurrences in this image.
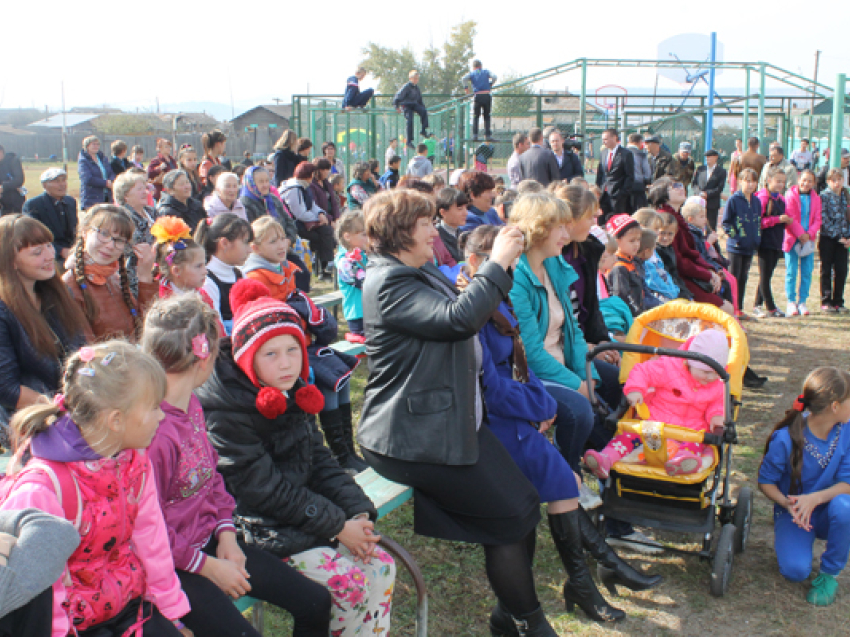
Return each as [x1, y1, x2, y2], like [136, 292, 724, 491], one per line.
[357, 189, 559, 636]
[0, 215, 90, 447]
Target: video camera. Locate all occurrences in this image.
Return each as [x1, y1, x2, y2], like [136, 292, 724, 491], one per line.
[564, 133, 584, 151]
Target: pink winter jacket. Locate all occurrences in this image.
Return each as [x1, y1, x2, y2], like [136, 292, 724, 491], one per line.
[623, 340, 725, 433]
[782, 186, 822, 253]
[149, 395, 237, 573]
[0, 449, 190, 636]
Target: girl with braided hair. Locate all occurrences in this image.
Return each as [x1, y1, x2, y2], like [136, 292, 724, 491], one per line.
[759, 367, 850, 606]
[62, 204, 157, 341]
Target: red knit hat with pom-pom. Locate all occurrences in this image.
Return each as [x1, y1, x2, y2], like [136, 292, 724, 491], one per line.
[230, 279, 324, 417]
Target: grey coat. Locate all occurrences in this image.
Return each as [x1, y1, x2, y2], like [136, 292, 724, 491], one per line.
[628, 145, 652, 192]
[518, 145, 560, 187]
[358, 255, 512, 465]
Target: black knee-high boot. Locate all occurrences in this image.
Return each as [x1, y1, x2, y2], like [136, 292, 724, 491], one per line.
[338, 402, 369, 473]
[319, 408, 358, 472]
[549, 511, 625, 623]
[490, 605, 557, 637]
[574, 507, 662, 594]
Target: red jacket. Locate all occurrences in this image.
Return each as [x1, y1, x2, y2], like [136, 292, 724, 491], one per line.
[660, 204, 722, 306]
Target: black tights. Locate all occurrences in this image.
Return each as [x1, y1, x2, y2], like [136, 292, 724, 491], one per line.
[755, 247, 783, 311]
[483, 530, 540, 617]
[178, 537, 331, 637]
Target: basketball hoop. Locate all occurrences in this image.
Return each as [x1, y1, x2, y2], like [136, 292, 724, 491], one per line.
[595, 85, 628, 110]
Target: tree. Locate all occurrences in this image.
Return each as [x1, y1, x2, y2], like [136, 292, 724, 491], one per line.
[360, 20, 476, 106]
[93, 114, 154, 135]
[491, 72, 536, 117]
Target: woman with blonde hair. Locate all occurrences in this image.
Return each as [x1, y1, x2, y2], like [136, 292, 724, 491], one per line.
[114, 171, 158, 294]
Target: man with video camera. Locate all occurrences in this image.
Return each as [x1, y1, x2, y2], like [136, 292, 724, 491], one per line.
[549, 129, 584, 183]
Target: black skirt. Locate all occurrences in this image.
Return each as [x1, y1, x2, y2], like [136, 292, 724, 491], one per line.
[363, 425, 540, 545]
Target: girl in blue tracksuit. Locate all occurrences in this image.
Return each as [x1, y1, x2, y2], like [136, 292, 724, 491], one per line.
[759, 367, 850, 607]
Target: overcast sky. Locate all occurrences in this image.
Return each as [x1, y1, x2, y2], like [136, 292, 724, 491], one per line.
[4, 0, 848, 117]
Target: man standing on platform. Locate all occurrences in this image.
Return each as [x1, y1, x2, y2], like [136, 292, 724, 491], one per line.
[461, 60, 497, 142]
[394, 70, 429, 151]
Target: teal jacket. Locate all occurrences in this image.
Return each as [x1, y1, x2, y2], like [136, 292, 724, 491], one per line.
[511, 254, 599, 390]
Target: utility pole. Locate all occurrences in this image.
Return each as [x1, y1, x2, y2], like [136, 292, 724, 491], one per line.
[809, 50, 821, 140]
[61, 81, 67, 168]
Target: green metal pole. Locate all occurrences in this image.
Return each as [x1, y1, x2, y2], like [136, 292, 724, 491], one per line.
[742, 68, 750, 144]
[345, 110, 351, 181]
[536, 95, 543, 129]
[370, 106, 377, 163]
[830, 73, 846, 169]
[310, 110, 316, 155]
[758, 64, 766, 151]
[580, 58, 587, 141]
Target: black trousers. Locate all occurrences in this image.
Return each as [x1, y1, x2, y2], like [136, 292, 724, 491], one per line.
[729, 252, 753, 310]
[288, 250, 311, 293]
[79, 598, 182, 637]
[296, 221, 336, 265]
[631, 190, 648, 211]
[178, 537, 331, 637]
[0, 587, 52, 637]
[706, 203, 720, 231]
[403, 104, 429, 144]
[473, 94, 492, 137]
[755, 247, 783, 311]
[819, 234, 850, 308]
[349, 88, 374, 108]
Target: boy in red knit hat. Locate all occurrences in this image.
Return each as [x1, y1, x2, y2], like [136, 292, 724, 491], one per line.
[606, 214, 663, 316]
[195, 278, 396, 636]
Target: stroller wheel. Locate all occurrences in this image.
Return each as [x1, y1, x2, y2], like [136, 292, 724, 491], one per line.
[733, 487, 754, 554]
[710, 524, 736, 597]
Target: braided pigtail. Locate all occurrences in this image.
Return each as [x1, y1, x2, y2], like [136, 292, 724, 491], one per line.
[74, 235, 98, 323]
[118, 256, 141, 335]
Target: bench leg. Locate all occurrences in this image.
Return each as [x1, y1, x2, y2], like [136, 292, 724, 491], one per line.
[378, 535, 428, 637]
[251, 602, 264, 635]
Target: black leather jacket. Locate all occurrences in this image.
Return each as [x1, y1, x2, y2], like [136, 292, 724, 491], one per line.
[197, 340, 375, 558]
[358, 255, 512, 465]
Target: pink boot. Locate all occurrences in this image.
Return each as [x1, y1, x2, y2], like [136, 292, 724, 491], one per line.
[584, 434, 640, 479]
[345, 332, 366, 344]
[664, 445, 702, 476]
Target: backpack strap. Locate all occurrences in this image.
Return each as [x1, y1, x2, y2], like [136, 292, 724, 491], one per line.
[15, 460, 81, 530]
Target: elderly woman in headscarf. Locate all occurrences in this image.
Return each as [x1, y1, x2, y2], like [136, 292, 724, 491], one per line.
[239, 165, 297, 242]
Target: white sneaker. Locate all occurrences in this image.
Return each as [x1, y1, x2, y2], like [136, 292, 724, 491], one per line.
[786, 302, 799, 317]
[578, 482, 603, 510]
[606, 530, 664, 554]
[751, 306, 767, 318]
[798, 303, 810, 316]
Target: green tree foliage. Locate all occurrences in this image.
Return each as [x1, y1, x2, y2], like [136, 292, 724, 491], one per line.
[360, 21, 477, 106]
[492, 72, 536, 116]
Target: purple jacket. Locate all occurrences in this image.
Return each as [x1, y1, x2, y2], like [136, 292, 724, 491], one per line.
[148, 394, 236, 573]
[309, 179, 341, 221]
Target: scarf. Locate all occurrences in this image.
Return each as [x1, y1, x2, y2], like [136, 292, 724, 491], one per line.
[240, 166, 279, 216]
[83, 260, 119, 286]
[490, 302, 530, 383]
[94, 153, 108, 180]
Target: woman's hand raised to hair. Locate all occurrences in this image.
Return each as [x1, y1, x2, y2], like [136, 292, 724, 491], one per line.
[134, 243, 157, 283]
[490, 226, 525, 271]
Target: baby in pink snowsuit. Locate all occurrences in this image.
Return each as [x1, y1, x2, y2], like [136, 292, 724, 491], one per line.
[585, 329, 729, 478]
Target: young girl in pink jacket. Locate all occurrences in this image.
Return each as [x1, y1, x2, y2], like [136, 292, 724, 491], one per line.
[142, 294, 331, 637]
[0, 341, 192, 637]
[584, 329, 729, 478]
[783, 170, 822, 316]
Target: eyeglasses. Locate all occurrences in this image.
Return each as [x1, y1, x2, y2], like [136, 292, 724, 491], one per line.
[92, 227, 128, 250]
[671, 182, 684, 190]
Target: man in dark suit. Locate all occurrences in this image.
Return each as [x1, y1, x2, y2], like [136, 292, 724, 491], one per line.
[22, 168, 78, 264]
[518, 127, 560, 187]
[549, 129, 583, 183]
[595, 128, 634, 221]
[691, 148, 727, 231]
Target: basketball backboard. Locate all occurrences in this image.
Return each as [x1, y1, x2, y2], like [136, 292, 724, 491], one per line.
[657, 34, 724, 85]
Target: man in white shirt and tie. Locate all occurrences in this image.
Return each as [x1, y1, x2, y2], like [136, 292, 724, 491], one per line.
[595, 128, 634, 221]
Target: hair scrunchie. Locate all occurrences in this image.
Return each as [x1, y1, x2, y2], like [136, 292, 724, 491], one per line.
[792, 394, 807, 412]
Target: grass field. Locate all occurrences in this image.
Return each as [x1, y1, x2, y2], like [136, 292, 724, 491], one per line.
[262, 263, 850, 636]
[19, 163, 850, 636]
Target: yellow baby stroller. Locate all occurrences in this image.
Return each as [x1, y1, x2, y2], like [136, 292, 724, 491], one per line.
[585, 300, 751, 597]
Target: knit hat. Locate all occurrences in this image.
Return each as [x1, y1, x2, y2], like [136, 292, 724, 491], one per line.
[686, 329, 729, 373]
[606, 214, 641, 239]
[230, 279, 324, 418]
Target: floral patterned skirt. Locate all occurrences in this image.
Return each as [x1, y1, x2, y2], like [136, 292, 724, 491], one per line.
[286, 545, 395, 636]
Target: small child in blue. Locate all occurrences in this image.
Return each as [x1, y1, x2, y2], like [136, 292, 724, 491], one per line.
[758, 366, 850, 606]
[334, 211, 369, 344]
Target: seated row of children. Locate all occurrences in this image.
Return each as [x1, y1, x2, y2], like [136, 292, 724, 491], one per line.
[0, 289, 396, 636]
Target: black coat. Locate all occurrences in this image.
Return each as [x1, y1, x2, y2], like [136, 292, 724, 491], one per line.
[562, 236, 609, 345]
[23, 193, 79, 253]
[556, 151, 583, 182]
[393, 82, 424, 108]
[155, 193, 206, 231]
[0, 152, 25, 213]
[110, 156, 132, 177]
[273, 149, 301, 187]
[197, 340, 375, 558]
[240, 195, 297, 246]
[691, 164, 727, 210]
[437, 225, 462, 263]
[595, 146, 634, 201]
[359, 255, 512, 465]
[0, 299, 87, 410]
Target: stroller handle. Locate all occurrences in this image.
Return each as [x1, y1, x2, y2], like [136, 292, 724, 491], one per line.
[586, 342, 730, 382]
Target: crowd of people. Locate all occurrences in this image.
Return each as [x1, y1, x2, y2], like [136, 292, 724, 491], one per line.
[0, 111, 848, 637]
